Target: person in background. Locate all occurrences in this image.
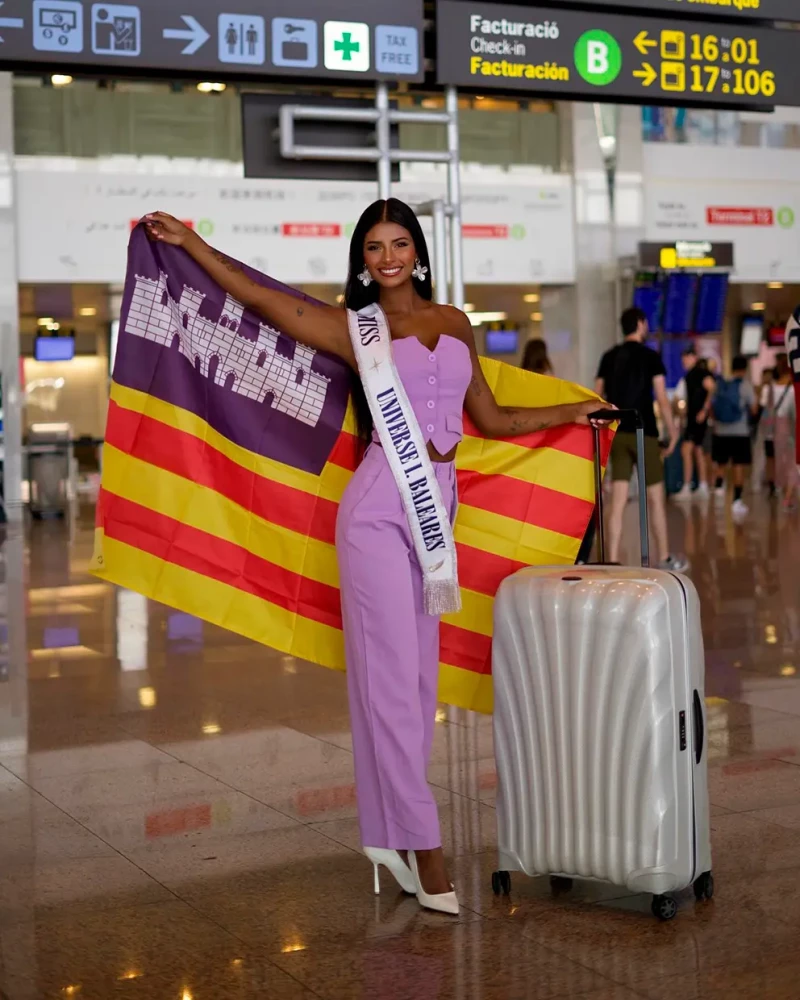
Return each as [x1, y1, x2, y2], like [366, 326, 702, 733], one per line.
[712, 354, 759, 518]
[519, 335, 598, 560]
[596, 307, 687, 570]
[772, 353, 798, 512]
[758, 366, 777, 497]
[673, 346, 714, 501]
[521, 337, 553, 376]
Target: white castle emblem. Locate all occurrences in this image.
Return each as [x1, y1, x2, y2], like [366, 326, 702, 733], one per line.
[125, 272, 330, 427]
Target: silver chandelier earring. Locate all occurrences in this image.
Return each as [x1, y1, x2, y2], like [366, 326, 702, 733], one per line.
[358, 266, 373, 287]
[412, 257, 429, 282]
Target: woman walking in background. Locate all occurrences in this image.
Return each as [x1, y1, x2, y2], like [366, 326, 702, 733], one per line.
[521, 337, 553, 376]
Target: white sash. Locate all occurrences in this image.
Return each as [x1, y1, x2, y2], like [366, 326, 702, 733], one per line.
[347, 303, 461, 617]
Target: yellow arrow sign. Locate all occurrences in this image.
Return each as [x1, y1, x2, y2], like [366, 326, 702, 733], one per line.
[634, 30, 657, 56]
[634, 63, 657, 87]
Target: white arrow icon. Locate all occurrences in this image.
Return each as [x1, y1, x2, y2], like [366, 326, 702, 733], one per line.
[163, 15, 210, 56]
[0, 1, 24, 43]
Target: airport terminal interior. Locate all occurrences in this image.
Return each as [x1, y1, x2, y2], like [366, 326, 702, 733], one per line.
[2, 0, 800, 997]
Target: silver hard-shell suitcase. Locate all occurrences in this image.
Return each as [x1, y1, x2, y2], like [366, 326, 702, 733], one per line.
[490, 411, 713, 920]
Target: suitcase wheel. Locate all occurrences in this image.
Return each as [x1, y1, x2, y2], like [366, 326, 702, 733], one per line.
[693, 871, 715, 902]
[651, 894, 678, 921]
[549, 875, 574, 894]
[491, 870, 511, 896]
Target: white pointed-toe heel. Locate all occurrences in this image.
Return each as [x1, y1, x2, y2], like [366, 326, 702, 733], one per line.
[408, 850, 460, 915]
[363, 847, 416, 895]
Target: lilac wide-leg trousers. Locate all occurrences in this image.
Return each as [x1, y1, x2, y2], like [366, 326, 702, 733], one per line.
[336, 444, 457, 850]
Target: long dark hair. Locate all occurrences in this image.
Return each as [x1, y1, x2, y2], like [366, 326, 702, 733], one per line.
[521, 337, 553, 375]
[344, 198, 434, 443]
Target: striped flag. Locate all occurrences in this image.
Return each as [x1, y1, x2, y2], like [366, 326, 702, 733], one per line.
[91, 229, 610, 715]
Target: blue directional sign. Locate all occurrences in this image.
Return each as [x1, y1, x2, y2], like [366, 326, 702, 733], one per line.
[91, 4, 141, 57]
[272, 17, 317, 69]
[375, 25, 419, 76]
[0, 0, 425, 81]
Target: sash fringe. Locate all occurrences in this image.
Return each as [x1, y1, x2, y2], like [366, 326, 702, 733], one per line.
[424, 578, 462, 617]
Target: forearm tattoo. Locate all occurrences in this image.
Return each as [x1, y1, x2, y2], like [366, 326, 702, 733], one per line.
[506, 407, 552, 434]
[469, 375, 483, 397]
[209, 248, 243, 274]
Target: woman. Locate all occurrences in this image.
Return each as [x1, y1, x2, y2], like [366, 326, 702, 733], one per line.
[772, 354, 798, 512]
[757, 367, 777, 496]
[144, 199, 604, 915]
[521, 337, 553, 376]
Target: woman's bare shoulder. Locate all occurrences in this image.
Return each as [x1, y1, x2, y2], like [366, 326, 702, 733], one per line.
[436, 303, 472, 336]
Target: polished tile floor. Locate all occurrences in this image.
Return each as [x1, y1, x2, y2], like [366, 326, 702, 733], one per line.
[2, 495, 800, 999]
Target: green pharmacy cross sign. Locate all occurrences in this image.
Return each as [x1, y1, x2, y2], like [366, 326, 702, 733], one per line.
[436, 0, 800, 108]
[335, 32, 360, 61]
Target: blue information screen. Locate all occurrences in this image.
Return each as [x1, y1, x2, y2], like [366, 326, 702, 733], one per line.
[633, 277, 665, 333]
[35, 336, 75, 361]
[485, 329, 519, 355]
[663, 274, 700, 335]
[694, 274, 729, 334]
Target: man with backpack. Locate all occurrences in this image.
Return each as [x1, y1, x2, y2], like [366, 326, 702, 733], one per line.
[712, 354, 758, 517]
[596, 308, 687, 570]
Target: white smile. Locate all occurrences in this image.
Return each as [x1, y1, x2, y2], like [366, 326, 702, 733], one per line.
[379, 266, 403, 277]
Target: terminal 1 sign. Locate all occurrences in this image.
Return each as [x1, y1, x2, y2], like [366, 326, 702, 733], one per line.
[436, 0, 800, 106]
[541, 0, 799, 23]
[0, 0, 424, 82]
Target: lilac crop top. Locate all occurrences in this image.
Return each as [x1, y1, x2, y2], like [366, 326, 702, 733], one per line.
[371, 335, 473, 454]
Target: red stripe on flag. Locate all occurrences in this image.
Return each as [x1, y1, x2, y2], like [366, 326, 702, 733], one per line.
[100, 491, 344, 630]
[441, 623, 492, 676]
[455, 542, 526, 596]
[457, 471, 592, 540]
[327, 430, 361, 472]
[105, 401, 339, 545]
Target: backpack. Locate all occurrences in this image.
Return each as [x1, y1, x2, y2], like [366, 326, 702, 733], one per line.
[713, 377, 743, 425]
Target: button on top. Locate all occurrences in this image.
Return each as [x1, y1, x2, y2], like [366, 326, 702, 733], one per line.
[428, 354, 436, 363]
[428, 376, 437, 385]
[427, 400, 435, 409]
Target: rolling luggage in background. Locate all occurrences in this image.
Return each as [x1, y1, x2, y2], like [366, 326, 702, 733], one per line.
[491, 410, 713, 921]
[28, 425, 72, 519]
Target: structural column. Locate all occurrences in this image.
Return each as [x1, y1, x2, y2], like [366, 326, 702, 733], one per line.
[544, 101, 645, 388]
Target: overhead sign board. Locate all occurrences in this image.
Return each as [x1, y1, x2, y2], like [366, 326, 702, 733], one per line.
[0, 1, 424, 82]
[639, 241, 735, 270]
[540, 0, 799, 23]
[436, 0, 800, 107]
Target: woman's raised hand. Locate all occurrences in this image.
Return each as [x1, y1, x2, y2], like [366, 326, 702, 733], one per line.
[143, 212, 197, 248]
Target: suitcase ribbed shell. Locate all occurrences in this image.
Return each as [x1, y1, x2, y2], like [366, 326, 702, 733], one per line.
[492, 566, 711, 895]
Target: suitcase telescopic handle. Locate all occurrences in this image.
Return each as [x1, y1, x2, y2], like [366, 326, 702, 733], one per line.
[588, 409, 651, 569]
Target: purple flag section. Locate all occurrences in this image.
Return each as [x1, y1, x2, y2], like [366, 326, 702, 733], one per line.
[115, 227, 351, 476]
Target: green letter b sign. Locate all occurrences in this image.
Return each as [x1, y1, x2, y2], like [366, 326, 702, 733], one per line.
[575, 30, 622, 87]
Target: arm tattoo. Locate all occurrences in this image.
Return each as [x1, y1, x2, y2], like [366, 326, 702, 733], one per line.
[209, 249, 243, 275]
[297, 306, 305, 317]
[506, 407, 552, 434]
[469, 375, 483, 397]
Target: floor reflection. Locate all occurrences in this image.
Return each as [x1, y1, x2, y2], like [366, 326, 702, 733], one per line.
[1, 498, 800, 999]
